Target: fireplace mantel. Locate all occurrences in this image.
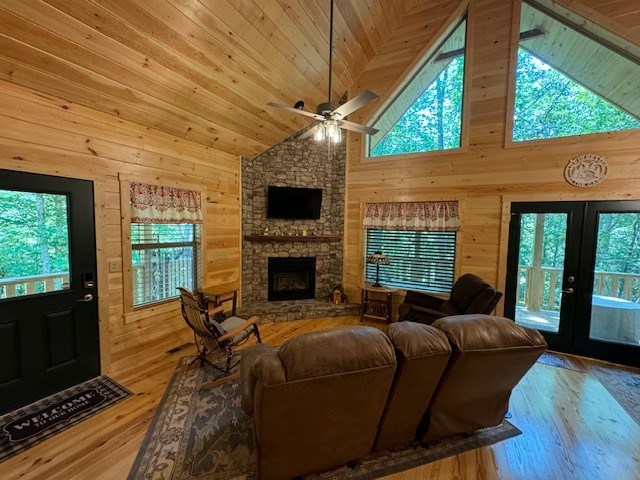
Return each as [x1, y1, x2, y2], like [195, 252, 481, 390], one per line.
[244, 235, 341, 243]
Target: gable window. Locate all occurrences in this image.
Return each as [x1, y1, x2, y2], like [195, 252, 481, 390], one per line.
[367, 19, 467, 157]
[513, 0, 640, 142]
[128, 182, 203, 307]
[363, 202, 459, 292]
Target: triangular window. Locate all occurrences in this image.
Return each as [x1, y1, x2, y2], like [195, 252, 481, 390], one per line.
[513, 0, 640, 141]
[368, 19, 467, 157]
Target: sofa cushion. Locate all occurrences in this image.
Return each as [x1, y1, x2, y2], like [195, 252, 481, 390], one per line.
[278, 326, 396, 381]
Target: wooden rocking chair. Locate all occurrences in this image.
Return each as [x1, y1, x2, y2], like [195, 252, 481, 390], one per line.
[177, 287, 261, 385]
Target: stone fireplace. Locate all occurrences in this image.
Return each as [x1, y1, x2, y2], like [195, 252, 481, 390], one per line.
[268, 257, 316, 301]
[242, 129, 345, 305]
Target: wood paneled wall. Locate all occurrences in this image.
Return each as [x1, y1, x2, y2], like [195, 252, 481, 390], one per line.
[0, 80, 240, 372]
[343, 0, 640, 312]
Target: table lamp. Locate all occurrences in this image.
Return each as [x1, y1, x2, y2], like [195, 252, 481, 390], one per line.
[366, 251, 389, 287]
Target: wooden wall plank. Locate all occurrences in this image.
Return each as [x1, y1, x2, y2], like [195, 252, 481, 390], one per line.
[0, 79, 240, 372]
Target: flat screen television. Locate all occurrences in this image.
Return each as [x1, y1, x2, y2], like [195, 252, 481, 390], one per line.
[267, 186, 322, 219]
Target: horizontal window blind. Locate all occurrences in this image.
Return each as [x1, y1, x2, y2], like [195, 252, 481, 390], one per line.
[365, 229, 456, 293]
[131, 223, 200, 306]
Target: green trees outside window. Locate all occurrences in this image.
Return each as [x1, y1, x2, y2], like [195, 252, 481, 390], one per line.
[514, 0, 640, 142]
[513, 49, 640, 142]
[371, 57, 464, 156]
[368, 20, 467, 157]
[0, 190, 70, 298]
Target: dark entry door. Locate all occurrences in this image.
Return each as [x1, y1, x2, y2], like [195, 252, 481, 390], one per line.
[0, 170, 100, 415]
[505, 201, 640, 367]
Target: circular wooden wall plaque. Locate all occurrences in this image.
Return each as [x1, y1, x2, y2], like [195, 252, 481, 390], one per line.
[564, 154, 608, 187]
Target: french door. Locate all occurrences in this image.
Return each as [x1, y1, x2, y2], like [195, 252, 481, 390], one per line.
[0, 170, 100, 414]
[505, 201, 640, 367]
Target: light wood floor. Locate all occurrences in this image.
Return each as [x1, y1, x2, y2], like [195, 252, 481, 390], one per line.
[1, 316, 639, 480]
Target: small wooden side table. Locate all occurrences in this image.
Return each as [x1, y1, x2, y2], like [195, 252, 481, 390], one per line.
[200, 288, 238, 315]
[360, 284, 398, 324]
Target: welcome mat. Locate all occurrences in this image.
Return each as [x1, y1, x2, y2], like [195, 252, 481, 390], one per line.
[0, 376, 131, 462]
[129, 357, 521, 480]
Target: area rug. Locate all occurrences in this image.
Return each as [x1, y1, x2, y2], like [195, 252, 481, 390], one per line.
[537, 351, 584, 371]
[128, 357, 521, 480]
[0, 375, 131, 462]
[590, 365, 640, 427]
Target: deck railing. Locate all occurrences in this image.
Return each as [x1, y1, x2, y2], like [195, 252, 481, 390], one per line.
[517, 265, 640, 311]
[0, 272, 70, 299]
[132, 257, 194, 306]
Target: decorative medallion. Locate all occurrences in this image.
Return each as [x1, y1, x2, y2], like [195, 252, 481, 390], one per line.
[564, 154, 608, 187]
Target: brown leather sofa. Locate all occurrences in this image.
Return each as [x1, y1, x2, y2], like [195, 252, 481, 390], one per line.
[398, 273, 502, 325]
[240, 326, 397, 480]
[241, 315, 546, 480]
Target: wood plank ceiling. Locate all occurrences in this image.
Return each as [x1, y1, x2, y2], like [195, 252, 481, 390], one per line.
[0, 0, 417, 156]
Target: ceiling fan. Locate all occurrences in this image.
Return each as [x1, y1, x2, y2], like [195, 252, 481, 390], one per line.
[267, 0, 380, 143]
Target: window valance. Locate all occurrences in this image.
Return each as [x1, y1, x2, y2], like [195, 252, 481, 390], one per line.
[363, 201, 459, 231]
[130, 182, 202, 224]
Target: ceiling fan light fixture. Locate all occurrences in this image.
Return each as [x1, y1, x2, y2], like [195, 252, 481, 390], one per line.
[330, 124, 342, 143]
[268, 0, 379, 143]
[314, 125, 326, 141]
[325, 120, 338, 138]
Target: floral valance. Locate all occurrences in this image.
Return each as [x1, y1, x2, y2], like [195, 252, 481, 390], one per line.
[130, 182, 202, 224]
[363, 201, 459, 231]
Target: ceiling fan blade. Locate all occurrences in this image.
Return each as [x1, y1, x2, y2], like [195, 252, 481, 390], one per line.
[297, 125, 320, 140]
[332, 90, 378, 118]
[339, 120, 379, 135]
[268, 102, 325, 121]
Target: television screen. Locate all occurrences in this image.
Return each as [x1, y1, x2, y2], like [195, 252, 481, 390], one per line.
[267, 186, 322, 219]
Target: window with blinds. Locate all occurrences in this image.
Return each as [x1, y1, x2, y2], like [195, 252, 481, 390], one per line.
[365, 229, 456, 293]
[131, 223, 201, 307]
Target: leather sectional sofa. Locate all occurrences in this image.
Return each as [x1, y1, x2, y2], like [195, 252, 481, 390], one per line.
[240, 314, 547, 480]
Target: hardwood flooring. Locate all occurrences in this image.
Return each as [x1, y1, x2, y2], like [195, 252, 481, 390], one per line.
[1, 316, 639, 480]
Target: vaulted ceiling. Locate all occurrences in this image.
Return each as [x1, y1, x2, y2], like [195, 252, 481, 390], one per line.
[0, 0, 419, 156]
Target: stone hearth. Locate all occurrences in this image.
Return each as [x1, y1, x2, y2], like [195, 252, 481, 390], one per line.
[237, 299, 360, 323]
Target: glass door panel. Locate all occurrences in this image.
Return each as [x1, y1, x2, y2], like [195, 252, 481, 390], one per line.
[0, 190, 71, 300]
[589, 212, 640, 346]
[514, 213, 568, 333]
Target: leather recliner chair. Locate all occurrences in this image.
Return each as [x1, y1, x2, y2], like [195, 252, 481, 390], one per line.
[419, 314, 547, 443]
[240, 326, 397, 480]
[398, 273, 502, 325]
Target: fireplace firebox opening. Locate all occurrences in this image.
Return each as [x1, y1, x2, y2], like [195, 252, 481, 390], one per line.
[268, 257, 316, 301]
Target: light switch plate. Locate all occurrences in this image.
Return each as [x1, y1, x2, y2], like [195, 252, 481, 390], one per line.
[109, 259, 122, 273]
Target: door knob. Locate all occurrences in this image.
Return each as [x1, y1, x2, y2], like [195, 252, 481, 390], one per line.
[77, 294, 94, 302]
[562, 288, 574, 294]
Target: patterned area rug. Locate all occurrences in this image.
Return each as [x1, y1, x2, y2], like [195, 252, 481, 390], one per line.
[537, 351, 584, 371]
[0, 376, 131, 462]
[590, 365, 640, 427]
[128, 357, 521, 480]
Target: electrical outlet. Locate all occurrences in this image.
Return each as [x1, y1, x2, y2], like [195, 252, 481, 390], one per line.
[108, 259, 122, 273]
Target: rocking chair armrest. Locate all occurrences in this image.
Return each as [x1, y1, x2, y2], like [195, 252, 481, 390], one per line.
[218, 316, 259, 342]
[208, 304, 225, 316]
